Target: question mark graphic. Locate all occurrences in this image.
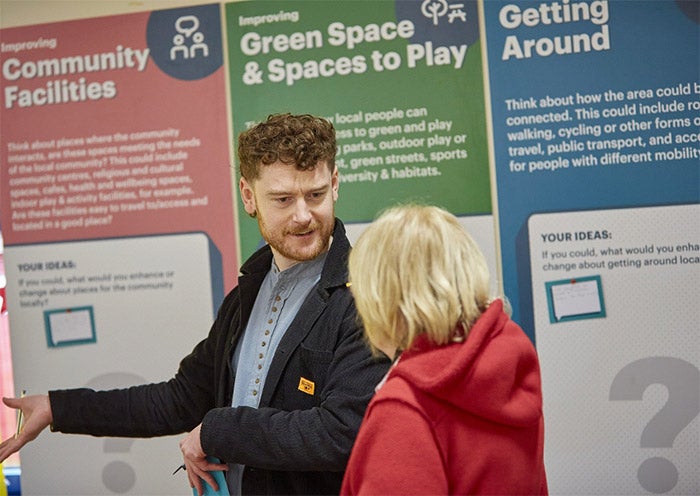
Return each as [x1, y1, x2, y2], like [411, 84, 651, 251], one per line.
[102, 438, 136, 493]
[610, 356, 700, 493]
[86, 372, 147, 494]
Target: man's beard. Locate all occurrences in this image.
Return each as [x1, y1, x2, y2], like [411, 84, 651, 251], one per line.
[258, 215, 334, 264]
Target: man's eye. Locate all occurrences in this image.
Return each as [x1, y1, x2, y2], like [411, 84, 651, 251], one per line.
[275, 197, 290, 204]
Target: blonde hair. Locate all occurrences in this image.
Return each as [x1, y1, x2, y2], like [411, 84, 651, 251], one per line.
[349, 204, 492, 354]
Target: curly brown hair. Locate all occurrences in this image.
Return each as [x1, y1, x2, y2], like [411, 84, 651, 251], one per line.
[237, 113, 337, 180]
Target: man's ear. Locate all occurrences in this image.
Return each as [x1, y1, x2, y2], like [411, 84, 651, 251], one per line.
[240, 177, 257, 216]
[331, 167, 339, 202]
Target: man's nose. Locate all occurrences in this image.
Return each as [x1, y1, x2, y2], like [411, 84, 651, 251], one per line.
[292, 198, 312, 223]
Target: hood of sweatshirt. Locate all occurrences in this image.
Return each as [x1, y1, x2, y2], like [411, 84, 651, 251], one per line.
[389, 299, 543, 427]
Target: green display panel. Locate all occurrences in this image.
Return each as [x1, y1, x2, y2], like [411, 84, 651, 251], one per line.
[227, 1, 491, 258]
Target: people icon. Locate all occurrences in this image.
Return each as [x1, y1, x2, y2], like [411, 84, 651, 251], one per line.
[169, 15, 209, 60]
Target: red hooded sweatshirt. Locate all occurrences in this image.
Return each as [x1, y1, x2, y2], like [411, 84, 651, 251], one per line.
[341, 299, 548, 495]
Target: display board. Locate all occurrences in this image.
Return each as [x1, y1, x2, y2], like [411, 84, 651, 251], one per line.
[0, 4, 235, 494]
[483, 1, 699, 493]
[226, 0, 495, 268]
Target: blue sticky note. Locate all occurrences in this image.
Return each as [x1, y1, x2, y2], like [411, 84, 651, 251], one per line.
[193, 457, 228, 496]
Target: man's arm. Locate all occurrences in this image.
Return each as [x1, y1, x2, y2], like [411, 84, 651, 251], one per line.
[46, 287, 242, 438]
[0, 285, 240, 467]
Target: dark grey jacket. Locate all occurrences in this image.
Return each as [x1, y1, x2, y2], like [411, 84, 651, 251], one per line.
[50, 219, 390, 495]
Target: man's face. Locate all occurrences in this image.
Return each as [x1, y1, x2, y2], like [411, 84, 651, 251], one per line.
[240, 161, 339, 271]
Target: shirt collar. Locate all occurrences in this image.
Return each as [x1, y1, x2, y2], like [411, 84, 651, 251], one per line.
[270, 249, 328, 286]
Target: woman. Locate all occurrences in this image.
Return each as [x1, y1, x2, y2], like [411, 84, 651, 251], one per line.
[341, 205, 547, 495]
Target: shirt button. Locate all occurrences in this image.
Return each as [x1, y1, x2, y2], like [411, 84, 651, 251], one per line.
[264, 330, 270, 336]
[252, 390, 258, 396]
[275, 295, 281, 301]
[259, 353, 264, 359]
[272, 306, 278, 312]
[255, 378, 260, 384]
[268, 319, 273, 324]
[261, 341, 266, 347]
[258, 364, 262, 370]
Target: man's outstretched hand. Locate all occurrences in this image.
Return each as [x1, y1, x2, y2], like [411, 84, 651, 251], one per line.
[0, 394, 53, 463]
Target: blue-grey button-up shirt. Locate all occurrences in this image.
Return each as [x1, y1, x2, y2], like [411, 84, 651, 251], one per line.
[227, 251, 327, 493]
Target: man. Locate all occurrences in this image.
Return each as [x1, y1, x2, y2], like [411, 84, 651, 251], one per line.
[0, 113, 391, 495]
